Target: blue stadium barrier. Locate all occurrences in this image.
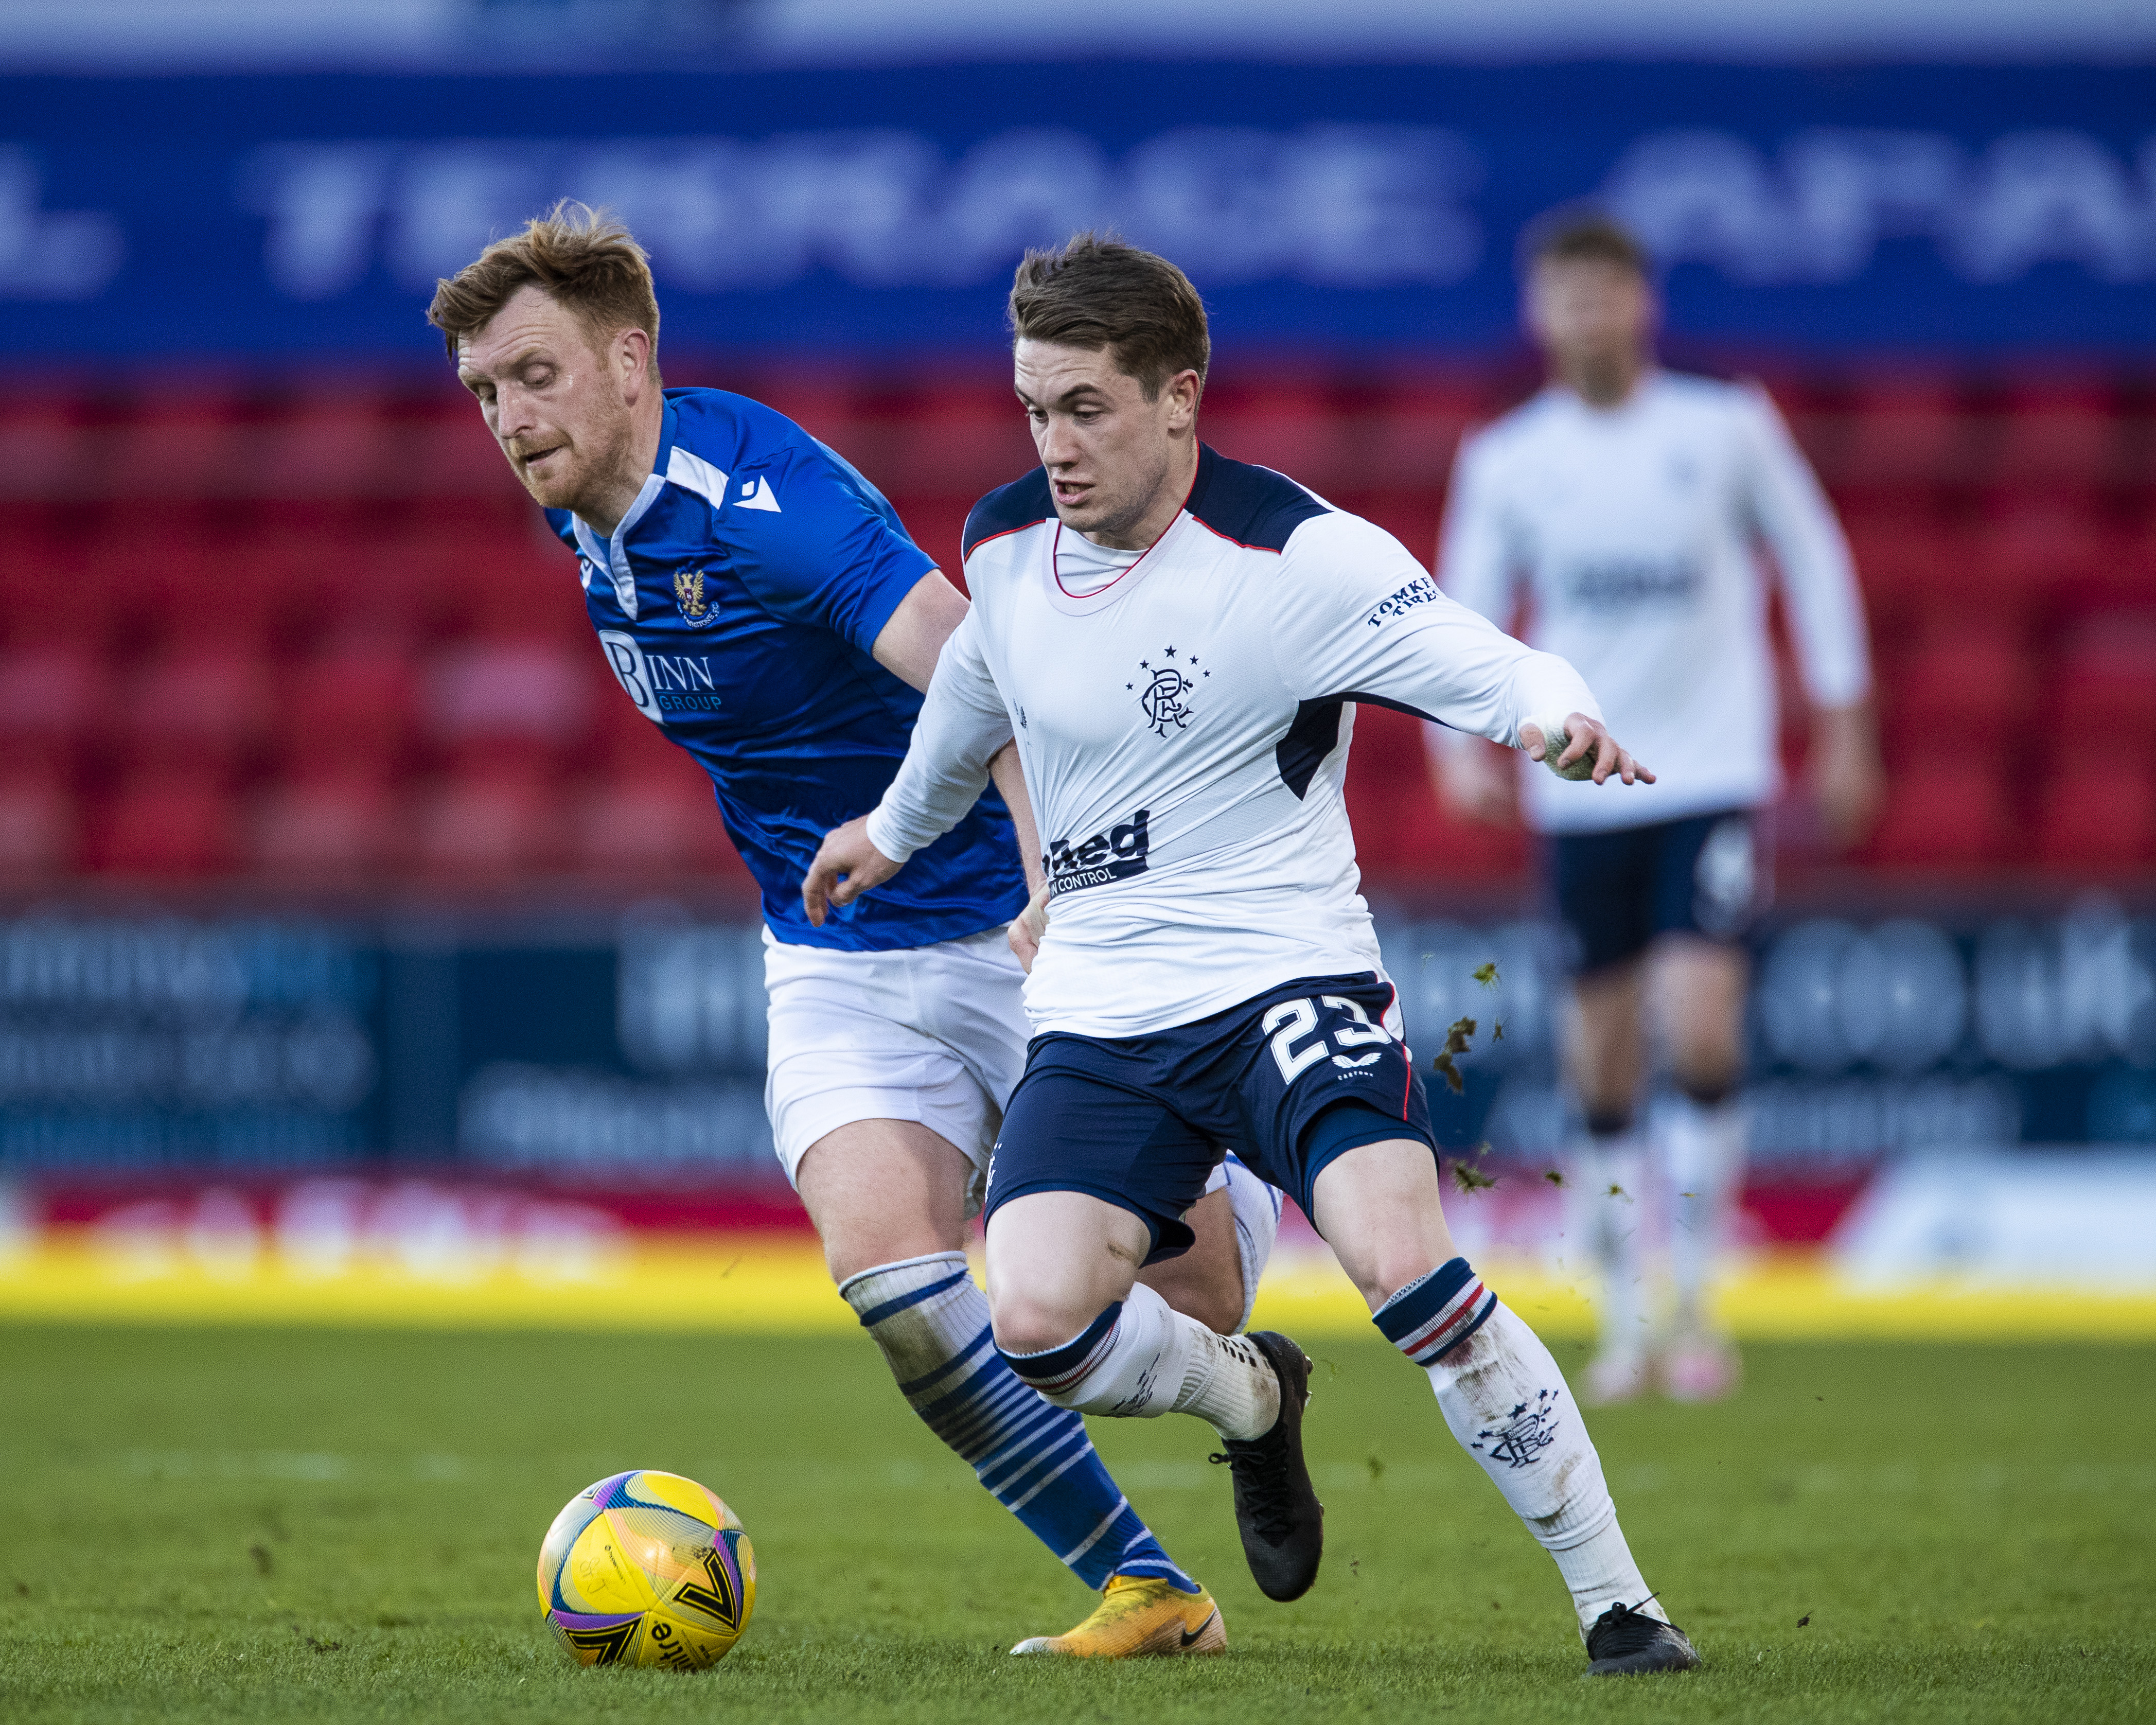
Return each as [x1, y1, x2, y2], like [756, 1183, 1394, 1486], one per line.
[0, 903, 2148, 1181]
[0, 62, 2151, 360]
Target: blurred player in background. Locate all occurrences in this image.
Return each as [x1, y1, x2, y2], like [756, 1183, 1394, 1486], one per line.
[1433, 212, 1881, 1403]
[429, 205, 1280, 1658]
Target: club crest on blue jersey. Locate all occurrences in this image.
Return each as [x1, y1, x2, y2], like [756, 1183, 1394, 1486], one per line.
[674, 566, 719, 628]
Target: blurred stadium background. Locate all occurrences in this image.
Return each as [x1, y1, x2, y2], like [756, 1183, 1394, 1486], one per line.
[0, 0, 2150, 1328]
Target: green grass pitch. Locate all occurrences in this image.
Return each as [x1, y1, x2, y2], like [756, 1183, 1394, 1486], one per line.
[0, 1324, 2149, 1723]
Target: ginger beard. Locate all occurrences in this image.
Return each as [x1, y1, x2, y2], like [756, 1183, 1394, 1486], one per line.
[458, 283, 645, 520]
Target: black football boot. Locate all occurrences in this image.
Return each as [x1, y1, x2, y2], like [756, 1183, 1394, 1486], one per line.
[1583, 1600, 1702, 1676]
[1207, 1330, 1323, 1601]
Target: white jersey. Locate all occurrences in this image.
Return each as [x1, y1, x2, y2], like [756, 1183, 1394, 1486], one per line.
[1438, 371, 1870, 834]
[864, 447, 1606, 1038]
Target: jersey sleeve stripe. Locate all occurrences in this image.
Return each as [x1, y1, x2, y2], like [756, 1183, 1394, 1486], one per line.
[1276, 691, 1453, 799]
[665, 445, 732, 508]
[965, 521, 1043, 557]
[963, 469, 1056, 559]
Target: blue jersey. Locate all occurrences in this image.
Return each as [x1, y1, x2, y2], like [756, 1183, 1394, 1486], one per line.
[547, 389, 1027, 950]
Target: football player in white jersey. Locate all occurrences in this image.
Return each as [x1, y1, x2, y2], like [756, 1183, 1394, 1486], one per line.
[806, 234, 1701, 1677]
[1432, 212, 1881, 1404]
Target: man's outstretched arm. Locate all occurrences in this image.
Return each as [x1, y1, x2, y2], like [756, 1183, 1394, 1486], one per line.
[804, 607, 1015, 927]
[1282, 514, 1655, 789]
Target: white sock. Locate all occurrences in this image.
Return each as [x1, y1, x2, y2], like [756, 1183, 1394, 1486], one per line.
[1220, 1154, 1283, 1333]
[838, 1251, 980, 1382]
[1168, 1313, 1280, 1440]
[1570, 1131, 1650, 1361]
[1002, 1282, 1280, 1439]
[1421, 1297, 1663, 1638]
[1662, 1094, 1746, 1331]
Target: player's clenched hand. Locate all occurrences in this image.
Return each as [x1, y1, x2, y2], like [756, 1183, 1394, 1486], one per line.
[1006, 879, 1051, 973]
[1521, 715, 1656, 787]
[802, 816, 902, 927]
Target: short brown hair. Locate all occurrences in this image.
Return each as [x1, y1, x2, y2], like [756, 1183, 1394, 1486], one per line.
[428, 201, 661, 379]
[1522, 207, 1651, 278]
[1008, 232, 1209, 400]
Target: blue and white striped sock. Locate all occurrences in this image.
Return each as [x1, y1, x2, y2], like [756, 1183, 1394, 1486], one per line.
[841, 1253, 1196, 1593]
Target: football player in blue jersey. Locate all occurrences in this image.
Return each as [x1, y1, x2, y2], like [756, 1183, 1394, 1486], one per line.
[427, 204, 1276, 1658]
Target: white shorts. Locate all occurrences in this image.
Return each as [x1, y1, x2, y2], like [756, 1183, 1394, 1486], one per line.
[762, 925, 1233, 1218]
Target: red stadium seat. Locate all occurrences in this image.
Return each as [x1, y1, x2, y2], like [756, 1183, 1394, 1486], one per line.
[580, 706, 756, 883]
[131, 548, 300, 654]
[1342, 491, 1442, 568]
[1201, 383, 1352, 494]
[393, 492, 540, 552]
[410, 765, 562, 880]
[1837, 380, 1971, 491]
[303, 541, 441, 644]
[0, 551, 109, 652]
[423, 638, 596, 776]
[457, 549, 597, 644]
[0, 645, 108, 773]
[1842, 513, 1965, 601]
[385, 409, 530, 502]
[0, 396, 93, 499]
[1883, 626, 2036, 761]
[568, 771, 754, 886]
[593, 691, 680, 777]
[741, 379, 858, 447]
[2035, 764, 2155, 870]
[2053, 611, 2156, 737]
[250, 391, 401, 497]
[92, 772, 242, 875]
[860, 384, 1037, 500]
[885, 496, 972, 580]
[105, 391, 254, 497]
[249, 772, 406, 882]
[0, 768, 79, 878]
[239, 512, 379, 635]
[121, 646, 275, 772]
[1865, 765, 2016, 867]
[1354, 379, 1489, 492]
[1976, 501, 2114, 606]
[1838, 511, 1970, 650]
[2119, 518, 2156, 585]
[1990, 387, 2121, 488]
[283, 644, 419, 780]
[1351, 793, 1530, 886]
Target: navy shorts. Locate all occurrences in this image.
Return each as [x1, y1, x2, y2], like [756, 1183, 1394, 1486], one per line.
[985, 972, 1435, 1261]
[1545, 807, 1769, 976]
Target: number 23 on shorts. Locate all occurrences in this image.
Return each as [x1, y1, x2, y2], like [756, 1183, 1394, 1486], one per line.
[1262, 994, 1397, 1084]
